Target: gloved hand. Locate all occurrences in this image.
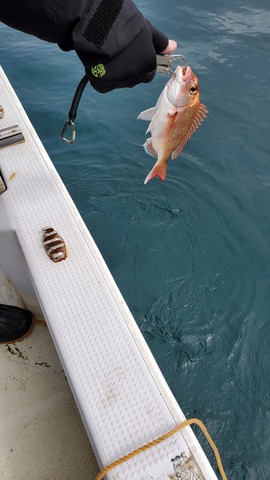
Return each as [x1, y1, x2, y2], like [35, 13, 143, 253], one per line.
[75, 0, 176, 93]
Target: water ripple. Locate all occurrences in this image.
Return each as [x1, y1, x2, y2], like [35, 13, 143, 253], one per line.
[141, 175, 257, 370]
[210, 7, 270, 35]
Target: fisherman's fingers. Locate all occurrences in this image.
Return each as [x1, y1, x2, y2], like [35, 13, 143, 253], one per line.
[161, 39, 178, 55]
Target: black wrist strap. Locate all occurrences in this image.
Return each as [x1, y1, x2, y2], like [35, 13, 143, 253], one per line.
[82, 0, 124, 48]
[60, 75, 89, 144]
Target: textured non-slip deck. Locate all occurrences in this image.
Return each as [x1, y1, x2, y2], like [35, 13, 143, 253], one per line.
[0, 66, 218, 480]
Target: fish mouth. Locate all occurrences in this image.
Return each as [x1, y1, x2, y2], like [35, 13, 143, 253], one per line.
[181, 65, 191, 79]
[167, 65, 192, 107]
[174, 65, 191, 83]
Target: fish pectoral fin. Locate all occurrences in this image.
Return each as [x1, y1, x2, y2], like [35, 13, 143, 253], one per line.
[146, 111, 159, 134]
[137, 108, 159, 133]
[171, 136, 189, 160]
[143, 138, 158, 158]
[171, 103, 208, 160]
[137, 107, 157, 121]
[168, 106, 177, 117]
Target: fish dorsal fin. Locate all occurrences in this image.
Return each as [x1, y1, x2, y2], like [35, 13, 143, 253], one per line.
[198, 103, 209, 116]
[171, 103, 208, 160]
[137, 107, 156, 121]
[143, 138, 158, 158]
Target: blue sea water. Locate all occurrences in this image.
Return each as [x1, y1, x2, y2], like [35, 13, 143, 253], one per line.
[1, 1, 270, 478]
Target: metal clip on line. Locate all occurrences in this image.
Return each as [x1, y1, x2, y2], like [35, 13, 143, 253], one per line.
[156, 53, 187, 75]
[61, 75, 89, 144]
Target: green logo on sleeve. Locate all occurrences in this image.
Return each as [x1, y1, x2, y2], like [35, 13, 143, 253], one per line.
[91, 64, 106, 78]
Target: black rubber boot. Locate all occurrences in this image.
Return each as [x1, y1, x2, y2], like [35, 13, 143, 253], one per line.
[0, 304, 32, 342]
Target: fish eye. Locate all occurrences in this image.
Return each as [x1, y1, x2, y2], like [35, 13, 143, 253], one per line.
[189, 85, 197, 95]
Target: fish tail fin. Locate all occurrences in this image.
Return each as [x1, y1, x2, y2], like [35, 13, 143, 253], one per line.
[144, 159, 167, 184]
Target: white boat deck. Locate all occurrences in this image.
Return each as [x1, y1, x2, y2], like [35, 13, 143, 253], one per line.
[0, 265, 100, 480]
[0, 66, 219, 480]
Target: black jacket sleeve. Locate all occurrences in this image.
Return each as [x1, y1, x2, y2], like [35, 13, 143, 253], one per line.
[0, 0, 169, 92]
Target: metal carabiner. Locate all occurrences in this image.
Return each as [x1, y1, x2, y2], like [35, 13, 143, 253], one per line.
[156, 54, 187, 75]
[60, 75, 89, 144]
[60, 119, 76, 144]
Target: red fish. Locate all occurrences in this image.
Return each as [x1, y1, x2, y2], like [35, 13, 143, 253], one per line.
[138, 65, 208, 183]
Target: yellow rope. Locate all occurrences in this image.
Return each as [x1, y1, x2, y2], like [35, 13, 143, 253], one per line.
[96, 418, 227, 480]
